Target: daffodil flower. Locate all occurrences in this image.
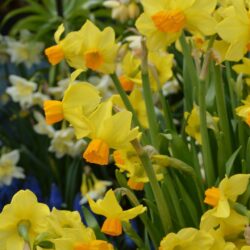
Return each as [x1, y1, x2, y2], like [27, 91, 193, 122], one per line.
[0, 190, 50, 250]
[204, 174, 250, 218]
[81, 100, 139, 165]
[43, 82, 101, 138]
[88, 189, 146, 236]
[53, 227, 114, 250]
[45, 20, 118, 75]
[112, 88, 148, 128]
[216, 0, 250, 61]
[6, 75, 37, 109]
[235, 96, 250, 126]
[113, 148, 164, 190]
[136, 0, 217, 49]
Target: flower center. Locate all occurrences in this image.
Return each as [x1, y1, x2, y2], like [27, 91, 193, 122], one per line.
[204, 187, 220, 207]
[151, 10, 186, 33]
[84, 49, 104, 71]
[43, 100, 64, 125]
[83, 139, 109, 165]
[44, 44, 64, 65]
[119, 75, 134, 92]
[101, 218, 122, 236]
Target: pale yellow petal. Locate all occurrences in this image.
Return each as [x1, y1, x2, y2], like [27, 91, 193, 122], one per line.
[119, 205, 146, 221]
[63, 82, 101, 115]
[220, 174, 250, 201]
[54, 24, 65, 43]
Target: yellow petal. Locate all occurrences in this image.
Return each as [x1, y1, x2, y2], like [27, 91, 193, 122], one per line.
[88, 190, 123, 218]
[219, 174, 250, 201]
[54, 24, 65, 44]
[63, 82, 101, 115]
[119, 205, 146, 221]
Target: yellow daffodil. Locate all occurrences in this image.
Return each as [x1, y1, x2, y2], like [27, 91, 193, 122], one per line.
[148, 51, 174, 91]
[44, 24, 74, 65]
[200, 208, 248, 238]
[233, 58, 250, 86]
[80, 100, 139, 165]
[136, 0, 217, 49]
[45, 21, 118, 74]
[118, 51, 141, 92]
[43, 82, 101, 137]
[216, 0, 250, 61]
[236, 96, 250, 126]
[46, 208, 85, 238]
[204, 174, 250, 218]
[88, 189, 146, 236]
[113, 148, 163, 190]
[53, 227, 113, 250]
[0, 190, 50, 250]
[185, 105, 219, 144]
[112, 88, 148, 128]
[159, 227, 214, 250]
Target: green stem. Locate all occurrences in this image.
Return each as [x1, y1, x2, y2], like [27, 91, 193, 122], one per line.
[141, 40, 160, 149]
[131, 140, 172, 233]
[199, 79, 215, 186]
[214, 64, 232, 159]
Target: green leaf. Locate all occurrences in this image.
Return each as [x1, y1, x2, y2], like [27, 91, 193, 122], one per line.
[226, 146, 242, 176]
[10, 16, 49, 35]
[1, 7, 42, 28]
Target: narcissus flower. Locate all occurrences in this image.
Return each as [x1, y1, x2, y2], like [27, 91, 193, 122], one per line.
[46, 21, 118, 75]
[43, 82, 101, 136]
[49, 128, 86, 158]
[235, 96, 250, 126]
[136, 0, 217, 49]
[88, 189, 146, 236]
[200, 208, 248, 238]
[159, 227, 214, 250]
[216, 0, 250, 61]
[204, 174, 250, 218]
[6, 75, 37, 109]
[118, 51, 141, 92]
[80, 171, 112, 204]
[53, 227, 114, 250]
[0, 150, 25, 186]
[148, 51, 174, 91]
[81, 100, 139, 165]
[0, 190, 50, 250]
[233, 58, 250, 86]
[113, 148, 164, 190]
[46, 208, 85, 238]
[112, 88, 148, 128]
[185, 105, 219, 144]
